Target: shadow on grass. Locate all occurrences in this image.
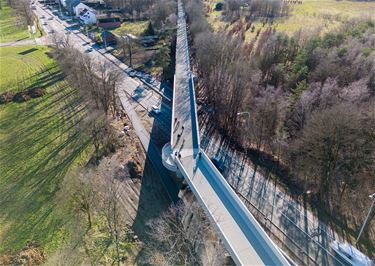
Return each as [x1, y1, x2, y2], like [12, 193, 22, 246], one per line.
[0, 81, 91, 253]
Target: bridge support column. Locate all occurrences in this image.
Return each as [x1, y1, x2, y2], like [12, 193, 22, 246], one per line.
[162, 142, 179, 173]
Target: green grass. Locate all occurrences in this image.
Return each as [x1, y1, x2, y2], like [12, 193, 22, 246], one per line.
[0, 46, 55, 93]
[205, 0, 375, 38]
[0, 0, 41, 43]
[0, 45, 92, 254]
[112, 20, 149, 37]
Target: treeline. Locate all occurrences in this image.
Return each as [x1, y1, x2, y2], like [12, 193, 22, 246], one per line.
[6, 0, 34, 27]
[105, 0, 177, 28]
[185, 0, 375, 242]
[53, 38, 122, 162]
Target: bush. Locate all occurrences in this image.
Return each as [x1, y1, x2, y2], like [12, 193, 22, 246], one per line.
[215, 2, 224, 11]
[13, 92, 31, 103]
[0, 92, 15, 104]
[28, 88, 45, 98]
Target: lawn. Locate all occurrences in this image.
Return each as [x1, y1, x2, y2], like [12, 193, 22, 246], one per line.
[205, 0, 375, 39]
[0, 0, 41, 43]
[0, 45, 92, 254]
[0, 46, 55, 92]
[111, 20, 149, 37]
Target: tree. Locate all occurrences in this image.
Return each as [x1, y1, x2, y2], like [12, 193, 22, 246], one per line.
[145, 202, 210, 265]
[15, 0, 34, 27]
[144, 21, 155, 36]
[57, 167, 97, 230]
[289, 104, 375, 204]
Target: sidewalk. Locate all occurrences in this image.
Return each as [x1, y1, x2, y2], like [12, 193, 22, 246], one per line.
[0, 37, 47, 47]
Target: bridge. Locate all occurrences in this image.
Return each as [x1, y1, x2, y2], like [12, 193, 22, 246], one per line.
[162, 1, 291, 265]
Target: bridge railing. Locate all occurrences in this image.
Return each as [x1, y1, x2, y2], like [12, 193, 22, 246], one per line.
[189, 75, 200, 151]
[199, 151, 289, 265]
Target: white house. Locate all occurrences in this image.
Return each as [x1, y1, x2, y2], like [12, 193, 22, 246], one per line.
[79, 9, 96, 24]
[74, 3, 92, 17]
[73, 3, 96, 24]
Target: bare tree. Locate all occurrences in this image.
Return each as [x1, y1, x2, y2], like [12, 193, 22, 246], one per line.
[57, 167, 97, 229]
[289, 104, 375, 204]
[145, 202, 219, 266]
[14, 0, 34, 27]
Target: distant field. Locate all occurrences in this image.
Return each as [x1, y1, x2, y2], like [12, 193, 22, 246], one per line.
[112, 20, 149, 37]
[0, 45, 91, 254]
[205, 0, 375, 39]
[0, 46, 54, 92]
[0, 1, 41, 43]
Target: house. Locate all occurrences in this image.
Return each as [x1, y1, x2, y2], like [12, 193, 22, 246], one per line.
[61, 0, 80, 13]
[74, 3, 90, 16]
[73, 3, 96, 24]
[96, 16, 121, 29]
[79, 8, 96, 24]
[101, 31, 116, 46]
[82, 0, 105, 4]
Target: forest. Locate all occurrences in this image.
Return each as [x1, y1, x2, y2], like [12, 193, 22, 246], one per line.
[184, 0, 375, 247]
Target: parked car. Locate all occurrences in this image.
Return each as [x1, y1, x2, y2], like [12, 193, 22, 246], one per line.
[211, 156, 226, 173]
[40, 15, 45, 19]
[151, 105, 161, 115]
[85, 47, 93, 53]
[128, 70, 137, 78]
[330, 241, 373, 266]
[42, 21, 47, 25]
[48, 16, 53, 20]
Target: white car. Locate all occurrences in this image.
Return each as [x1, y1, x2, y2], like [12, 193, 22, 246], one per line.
[48, 16, 53, 20]
[330, 241, 373, 266]
[151, 105, 161, 114]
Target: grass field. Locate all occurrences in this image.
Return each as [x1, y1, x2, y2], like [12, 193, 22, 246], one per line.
[0, 45, 92, 254]
[205, 0, 375, 39]
[0, 1, 41, 43]
[111, 20, 149, 37]
[0, 46, 55, 92]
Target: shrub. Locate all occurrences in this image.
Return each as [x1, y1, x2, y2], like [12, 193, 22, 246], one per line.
[13, 92, 31, 103]
[0, 92, 15, 104]
[28, 88, 45, 98]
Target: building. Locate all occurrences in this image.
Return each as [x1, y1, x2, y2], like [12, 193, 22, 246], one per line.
[74, 3, 96, 24]
[96, 16, 121, 29]
[61, 0, 80, 13]
[79, 8, 96, 24]
[74, 3, 91, 16]
[101, 31, 116, 46]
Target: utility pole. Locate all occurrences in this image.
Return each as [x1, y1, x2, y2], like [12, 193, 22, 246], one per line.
[356, 193, 375, 245]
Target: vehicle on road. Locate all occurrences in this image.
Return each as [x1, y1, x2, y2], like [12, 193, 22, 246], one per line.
[151, 105, 161, 115]
[85, 47, 93, 53]
[211, 156, 226, 174]
[40, 15, 45, 19]
[128, 69, 137, 78]
[49, 29, 55, 34]
[48, 16, 53, 20]
[330, 241, 373, 266]
[42, 21, 47, 25]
